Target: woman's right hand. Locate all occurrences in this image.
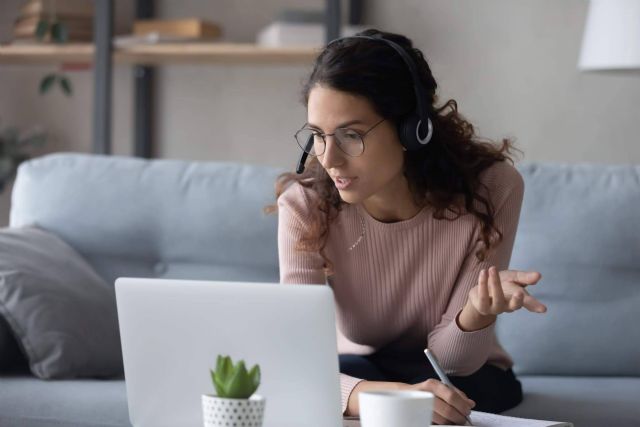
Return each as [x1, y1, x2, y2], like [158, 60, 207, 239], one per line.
[347, 379, 475, 425]
[406, 378, 475, 425]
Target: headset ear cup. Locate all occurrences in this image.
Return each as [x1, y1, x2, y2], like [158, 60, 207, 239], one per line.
[399, 114, 422, 151]
[402, 114, 434, 151]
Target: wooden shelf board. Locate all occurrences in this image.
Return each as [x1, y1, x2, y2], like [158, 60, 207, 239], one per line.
[0, 43, 320, 65]
[0, 43, 94, 64]
[117, 43, 320, 64]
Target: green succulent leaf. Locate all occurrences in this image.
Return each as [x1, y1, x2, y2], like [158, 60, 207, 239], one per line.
[211, 369, 227, 397]
[51, 22, 68, 44]
[35, 20, 49, 40]
[39, 74, 57, 95]
[59, 76, 72, 96]
[210, 355, 261, 399]
[248, 364, 261, 390]
[215, 355, 233, 381]
[224, 361, 252, 398]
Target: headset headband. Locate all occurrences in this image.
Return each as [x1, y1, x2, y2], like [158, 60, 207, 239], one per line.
[326, 34, 430, 127]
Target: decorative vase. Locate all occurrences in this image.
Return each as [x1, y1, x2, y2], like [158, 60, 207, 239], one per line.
[201, 394, 266, 427]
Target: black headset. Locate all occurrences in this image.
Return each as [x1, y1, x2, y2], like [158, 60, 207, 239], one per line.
[296, 34, 434, 174]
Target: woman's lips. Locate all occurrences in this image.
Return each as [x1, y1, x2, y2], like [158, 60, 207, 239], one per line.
[333, 176, 357, 190]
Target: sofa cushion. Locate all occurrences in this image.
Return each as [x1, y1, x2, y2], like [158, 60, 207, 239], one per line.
[1, 374, 637, 427]
[0, 226, 123, 379]
[0, 373, 130, 427]
[504, 375, 640, 427]
[10, 153, 282, 285]
[497, 163, 640, 376]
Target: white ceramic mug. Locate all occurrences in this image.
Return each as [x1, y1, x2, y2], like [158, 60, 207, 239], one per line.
[359, 390, 434, 427]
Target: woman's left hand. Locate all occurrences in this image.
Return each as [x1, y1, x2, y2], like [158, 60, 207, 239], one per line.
[467, 266, 548, 317]
[457, 267, 548, 331]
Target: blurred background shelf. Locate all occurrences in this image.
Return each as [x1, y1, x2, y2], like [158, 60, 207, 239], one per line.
[0, 42, 320, 65]
[0, 0, 344, 157]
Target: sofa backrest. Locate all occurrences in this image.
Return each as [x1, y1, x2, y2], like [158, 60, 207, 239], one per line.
[496, 163, 640, 377]
[12, 155, 639, 377]
[10, 153, 283, 285]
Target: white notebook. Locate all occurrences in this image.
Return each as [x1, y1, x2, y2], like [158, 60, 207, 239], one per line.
[465, 411, 573, 427]
[343, 411, 574, 427]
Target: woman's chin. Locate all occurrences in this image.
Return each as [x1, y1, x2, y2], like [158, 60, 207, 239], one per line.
[337, 189, 363, 204]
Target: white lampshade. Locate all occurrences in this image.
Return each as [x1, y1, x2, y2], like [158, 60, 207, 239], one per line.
[578, 0, 640, 70]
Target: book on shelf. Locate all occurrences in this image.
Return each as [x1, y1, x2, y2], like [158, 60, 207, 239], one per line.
[13, 0, 94, 42]
[15, 15, 93, 30]
[133, 19, 222, 40]
[257, 22, 367, 47]
[13, 23, 93, 41]
[19, 0, 93, 18]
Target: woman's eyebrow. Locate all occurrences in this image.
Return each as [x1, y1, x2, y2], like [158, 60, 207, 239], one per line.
[306, 119, 366, 131]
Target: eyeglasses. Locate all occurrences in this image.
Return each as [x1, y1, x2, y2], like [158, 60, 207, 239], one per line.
[294, 118, 386, 157]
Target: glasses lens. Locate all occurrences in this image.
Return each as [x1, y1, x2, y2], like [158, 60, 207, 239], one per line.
[335, 128, 364, 156]
[295, 129, 324, 156]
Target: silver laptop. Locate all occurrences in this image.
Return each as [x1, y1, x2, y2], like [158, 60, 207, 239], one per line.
[115, 278, 346, 427]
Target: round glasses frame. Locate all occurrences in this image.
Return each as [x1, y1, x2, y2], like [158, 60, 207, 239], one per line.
[294, 118, 386, 158]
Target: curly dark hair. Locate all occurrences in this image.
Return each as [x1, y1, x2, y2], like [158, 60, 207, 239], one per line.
[266, 28, 519, 271]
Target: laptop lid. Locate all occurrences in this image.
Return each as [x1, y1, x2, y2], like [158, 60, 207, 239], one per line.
[115, 278, 343, 427]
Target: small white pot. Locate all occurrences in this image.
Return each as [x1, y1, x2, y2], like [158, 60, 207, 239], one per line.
[202, 394, 266, 427]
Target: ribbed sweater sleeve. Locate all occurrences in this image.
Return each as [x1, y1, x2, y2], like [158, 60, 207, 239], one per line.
[277, 184, 365, 414]
[427, 167, 524, 375]
[277, 184, 325, 285]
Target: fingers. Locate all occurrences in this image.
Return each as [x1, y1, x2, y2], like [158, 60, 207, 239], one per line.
[481, 266, 548, 316]
[477, 269, 491, 315]
[507, 291, 525, 312]
[522, 293, 548, 313]
[471, 265, 548, 318]
[488, 267, 506, 312]
[420, 379, 474, 425]
[432, 397, 467, 425]
[499, 269, 542, 286]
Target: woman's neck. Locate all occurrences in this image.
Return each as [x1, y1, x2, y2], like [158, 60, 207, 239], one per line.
[361, 176, 422, 223]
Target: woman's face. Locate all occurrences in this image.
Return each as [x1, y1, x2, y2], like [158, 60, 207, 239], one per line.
[307, 84, 409, 208]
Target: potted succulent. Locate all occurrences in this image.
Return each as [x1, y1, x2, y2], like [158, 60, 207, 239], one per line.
[202, 355, 265, 427]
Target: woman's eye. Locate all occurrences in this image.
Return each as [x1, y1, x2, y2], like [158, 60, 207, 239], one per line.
[343, 131, 360, 140]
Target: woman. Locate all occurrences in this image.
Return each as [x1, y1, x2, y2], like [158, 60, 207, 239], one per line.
[272, 29, 547, 425]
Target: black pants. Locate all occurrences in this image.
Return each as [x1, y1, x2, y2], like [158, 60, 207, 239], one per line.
[339, 348, 522, 414]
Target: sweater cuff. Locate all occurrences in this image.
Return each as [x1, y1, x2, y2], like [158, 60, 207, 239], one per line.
[437, 310, 496, 375]
[340, 373, 365, 414]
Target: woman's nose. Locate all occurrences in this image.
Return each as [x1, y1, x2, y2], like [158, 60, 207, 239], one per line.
[320, 135, 345, 169]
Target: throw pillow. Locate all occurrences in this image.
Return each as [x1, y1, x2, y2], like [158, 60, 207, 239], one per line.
[0, 226, 123, 379]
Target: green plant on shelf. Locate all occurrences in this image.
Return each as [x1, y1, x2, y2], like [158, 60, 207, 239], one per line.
[0, 121, 46, 193]
[210, 355, 261, 399]
[36, 15, 73, 96]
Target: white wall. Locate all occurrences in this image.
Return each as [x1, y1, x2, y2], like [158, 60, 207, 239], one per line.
[1, 0, 639, 226]
[369, 0, 640, 163]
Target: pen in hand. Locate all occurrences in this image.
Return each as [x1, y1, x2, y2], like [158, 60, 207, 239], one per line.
[424, 348, 474, 426]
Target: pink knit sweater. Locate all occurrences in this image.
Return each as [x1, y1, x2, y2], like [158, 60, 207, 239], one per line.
[277, 161, 523, 414]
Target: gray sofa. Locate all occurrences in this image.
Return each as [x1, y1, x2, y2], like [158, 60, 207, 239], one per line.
[0, 153, 638, 427]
